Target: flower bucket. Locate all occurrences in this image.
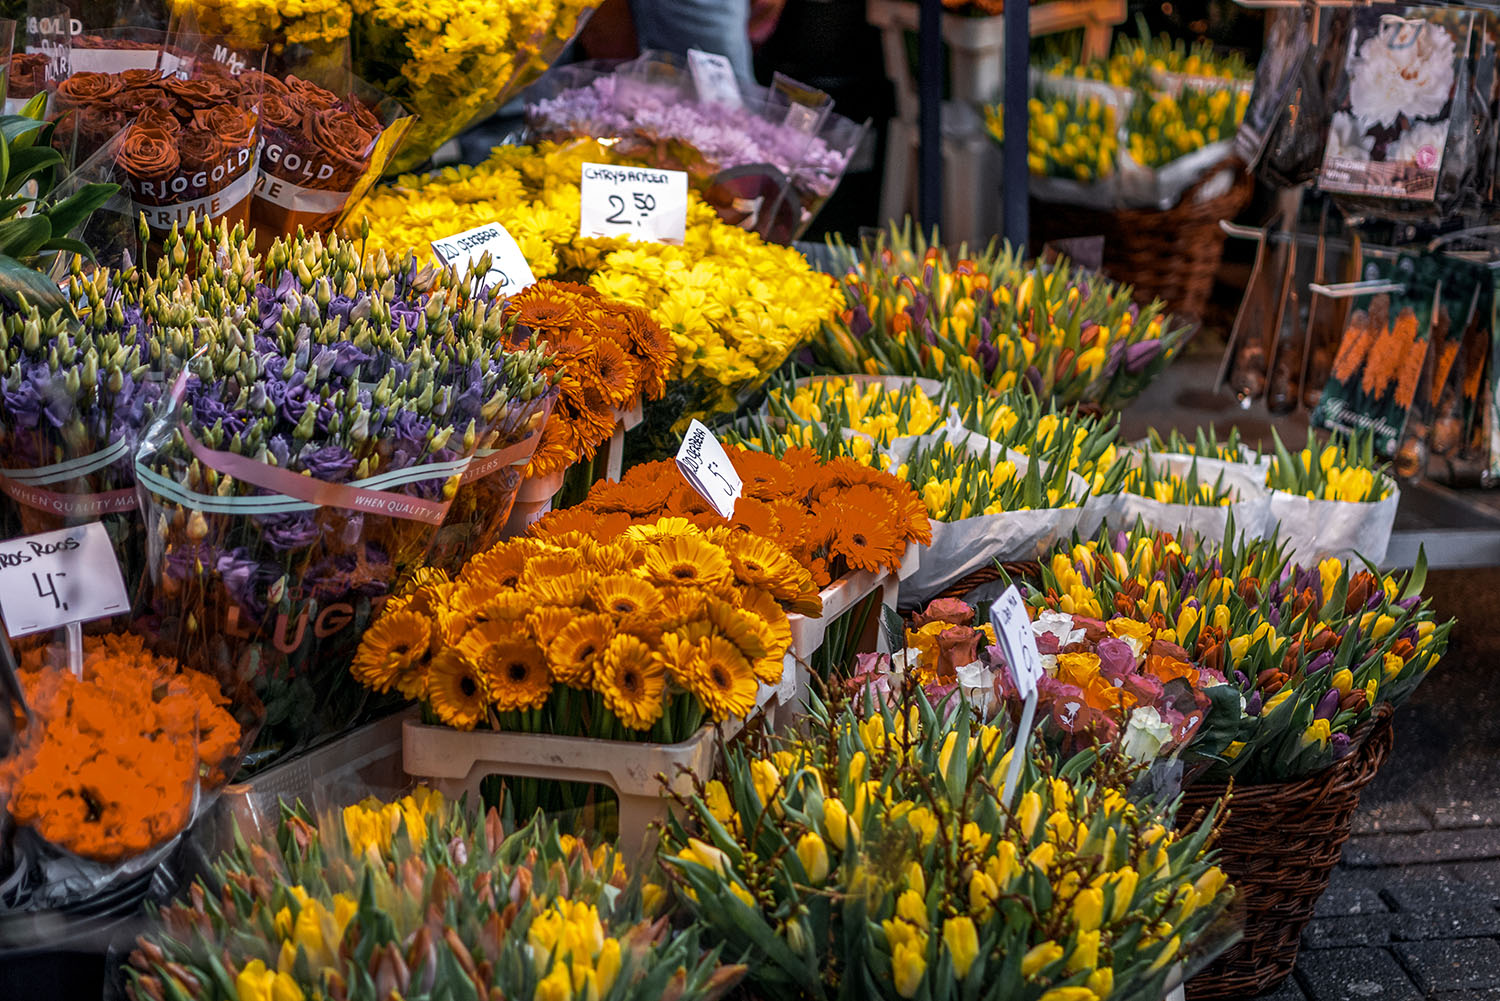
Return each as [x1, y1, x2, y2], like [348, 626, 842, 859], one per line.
[1177, 708, 1395, 999]
[500, 467, 569, 537]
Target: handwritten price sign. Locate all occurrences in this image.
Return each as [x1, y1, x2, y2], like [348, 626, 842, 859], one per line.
[431, 221, 536, 297]
[0, 522, 128, 637]
[580, 163, 688, 244]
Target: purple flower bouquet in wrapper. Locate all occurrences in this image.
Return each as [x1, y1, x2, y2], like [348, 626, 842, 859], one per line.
[132, 220, 554, 770]
[527, 52, 866, 243]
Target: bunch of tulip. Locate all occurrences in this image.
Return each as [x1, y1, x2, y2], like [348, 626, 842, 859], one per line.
[948, 381, 1130, 496]
[765, 374, 949, 446]
[1119, 455, 1237, 507]
[1022, 527, 1451, 782]
[126, 790, 741, 1001]
[1125, 87, 1250, 169]
[352, 141, 841, 422]
[533, 444, 930, 590]
[1144, 425, 1255, 465]
[813, 223, 1188, 409]
[985, 92, 1120, 183]
[897, 431, 1080, 522]
[352, 517, 818, 739]
[134, 217, 556, 768]
[1039, 33, 1251, 91]
[1264, 429, 1391, 503]
[660, 686, 1233, 1001]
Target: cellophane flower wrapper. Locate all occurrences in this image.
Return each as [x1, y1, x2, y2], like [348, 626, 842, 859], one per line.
[1266, 481, 1400, 566]
[898, 428, 1085, 603]
[1116, 139, 1236, 211]
[1113, 451, 1272, 545]
[6, 7, 62, 116]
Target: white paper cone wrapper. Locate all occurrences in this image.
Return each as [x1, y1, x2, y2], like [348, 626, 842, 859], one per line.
[1266, 482, 1400, 567]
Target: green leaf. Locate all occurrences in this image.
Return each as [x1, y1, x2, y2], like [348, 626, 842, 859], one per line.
[38, 236, 93, 259]
[0, 115, 47, 147]
[42, 182, 118, 238]
[1, 145, 62, 198]
[1401, 546, 1428, 601]
[0, 253, 63, 311]
[0, 214, 51, 260]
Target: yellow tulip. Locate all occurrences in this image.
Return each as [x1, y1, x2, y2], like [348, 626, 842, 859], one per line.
[536, 965, 573, 1001]
[1110, 868, 1138, 922]
[1066, 930, 1101, 973]
[1072, 887, 1105, 932]
[796, 831, 830, 885]
[897, 889, 929, 930]
[943, 916, 981, 979]
[1022, 941, 1065, 977]
[235, 960, 304, 1001]
[1018, 791, 1042, 841]
[823, 798, 855, 851]
[893, 940, 927, 998]
[1087, 967, 1114, 997]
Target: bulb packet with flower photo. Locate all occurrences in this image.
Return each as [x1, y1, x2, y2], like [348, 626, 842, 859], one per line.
[1319, 9, 1471, 201]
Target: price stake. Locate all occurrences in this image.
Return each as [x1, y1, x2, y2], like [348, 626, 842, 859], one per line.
[989, 585, 1045, 809]
[0, 522, 128, 638]
[580, 163, 688, 245]
[431, 222, 536, 297]
[675, 419, 742, 519]
[688, 48, 742, 108]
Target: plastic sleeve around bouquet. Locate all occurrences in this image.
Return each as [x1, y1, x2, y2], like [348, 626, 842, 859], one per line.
[132, 388, 470, 772]
[1266, 480, 1399, 567]
[897, 429, 1086, 604]
[251, 73, 412, 238]
[1112, 451, 1273, 545]
[422, 387, 556, 575]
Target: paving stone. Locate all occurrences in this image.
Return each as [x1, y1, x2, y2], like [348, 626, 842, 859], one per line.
[1355, 803, 1436, 835]
[1453, 862, 1500, 902]
[1303, 915, 1399, 949]
[1432, 990, 1500, 1001]
[1397, 938, 1500, 993]
[1344, 830, 1500, 868]
[1392, 909, 1500, 941]
[1317, 883, 1392, 918]
[1432, 801, 1500, 831]
[1384, 879, 1499, 914]
[1254, 976, 1310, 1001]
[1296, 947, 1422, 1001]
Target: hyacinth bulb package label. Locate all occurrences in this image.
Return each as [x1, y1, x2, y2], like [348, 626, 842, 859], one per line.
[0, 522, 128, 637]
[579, 162, 689, 244]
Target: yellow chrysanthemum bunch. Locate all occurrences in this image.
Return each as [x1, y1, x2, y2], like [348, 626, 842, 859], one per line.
[353, 142, 842, 414]
[350, 518, 823, 741]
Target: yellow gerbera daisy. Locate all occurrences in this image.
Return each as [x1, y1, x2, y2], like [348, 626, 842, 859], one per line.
[458, 622, 553, 713]
[352, 610, 432, 694]
[461, 539, 541, 590]
[639, 534, 733, 590]
[547, 614, 615, 687]
[528, 606, 577, 650]
[623, 516, 698, 543]
[523, 569, 597, 608]
[687, 635, 759, 721]
[597, 633, 666, 731]
[425, 649, 491, 730]
[591, 574, 664, 622]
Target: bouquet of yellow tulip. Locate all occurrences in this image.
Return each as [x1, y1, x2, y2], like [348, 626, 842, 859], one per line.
[660, 687, 1234, 1001]
[813, 223, 1189, 410]
[764, 373, 949, 448]
[985, 93, 1120, 184]
[1121, 456, 1237, 508]
[1111, 448, 1270, 544]
[1125, 88, 1250, 170]
[1263, 429, 1400, 566]
[1265, 429, 1391, 503]
[126, 790, 742, 1001]
[1023, 527, 1450, 782]
[1145, 425, 1258, 466]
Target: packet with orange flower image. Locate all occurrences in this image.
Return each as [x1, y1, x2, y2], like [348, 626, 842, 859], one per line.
[1312, 250, 1441, 457]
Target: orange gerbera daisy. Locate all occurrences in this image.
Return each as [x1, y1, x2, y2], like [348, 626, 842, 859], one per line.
[511, 284, 584, 329]
[597, 633, 665, 730]
[459, 623, 553, 712]
[591, 336, 640, 409]
[639, 534, 734, 589]
[728, 447, 796, 499]
[591, 574, 664, 621]
[352, 611, 432, 694]
[829, 505, 902, 573]
[548, 614, 615, 686]
[425, 649, 491, 730]
[524, 569, 597, 608]
[461, 540, 538, 590]
[686, 635, 759, 721]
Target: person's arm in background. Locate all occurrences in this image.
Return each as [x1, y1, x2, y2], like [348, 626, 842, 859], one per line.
[626, 0, 754, 79]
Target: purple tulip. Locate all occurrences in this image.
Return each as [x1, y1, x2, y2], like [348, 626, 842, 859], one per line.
[1306, 651, 1335, 676]
[1124, 339, 1162, 375]
[1245, 691, 1262, 716]
[1315, 689, 1341, 720]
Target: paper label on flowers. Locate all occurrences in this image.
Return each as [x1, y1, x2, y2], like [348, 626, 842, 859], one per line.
[688, 49, 742, 108]
[0, 522, 129, 637]
[989, 585, 1044, 698]
[579, 163, 688, 244]
[676, 419, 741, 519]
[431, 222, 536, 297]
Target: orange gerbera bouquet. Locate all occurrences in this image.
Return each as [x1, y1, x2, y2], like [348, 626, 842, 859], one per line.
[507, 280, 675, 478]
[533, 446, 931, 589]
[350, 518, 821, 741]
[0, 633, 243, 863]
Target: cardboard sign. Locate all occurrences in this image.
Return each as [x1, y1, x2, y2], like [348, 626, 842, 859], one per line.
[580, 163, 688, 244]
[675, 419, 742, 519]
[0, 522, 129, 637]
[431, 221, 536, 297]
[688, 49, 742, 108]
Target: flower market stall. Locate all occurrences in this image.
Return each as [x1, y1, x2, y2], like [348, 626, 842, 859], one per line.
[0, 4, 1484, 1001]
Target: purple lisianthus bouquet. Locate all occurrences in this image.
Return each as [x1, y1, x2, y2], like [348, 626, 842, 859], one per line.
[134, 220, 555, 770]
[526, 53, 866, 243]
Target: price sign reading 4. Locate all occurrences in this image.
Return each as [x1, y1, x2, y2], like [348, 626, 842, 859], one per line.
[0, 522, 129, 637]
[580, 162, 688, 245]
[988, 585, 1044, 699]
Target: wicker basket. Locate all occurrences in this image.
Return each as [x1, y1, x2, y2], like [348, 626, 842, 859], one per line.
[1031, 161, 1254, 325]
[1179, 708, 1396, 1000]
[934, 561, 1042, 602]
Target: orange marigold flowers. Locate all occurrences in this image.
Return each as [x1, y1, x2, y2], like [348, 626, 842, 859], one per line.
[0, 633, 242, 862]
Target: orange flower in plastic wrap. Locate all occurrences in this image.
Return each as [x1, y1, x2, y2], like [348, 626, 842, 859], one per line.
[507, 280, 675, 478]
[531, 446, 931, 591]
[0, 633, 242, 862]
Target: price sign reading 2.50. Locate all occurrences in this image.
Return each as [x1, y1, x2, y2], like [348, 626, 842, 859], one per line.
[580, 163, 688, 245]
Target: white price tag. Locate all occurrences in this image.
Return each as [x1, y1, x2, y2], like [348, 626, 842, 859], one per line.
[988, 585, 1044, 699]
[688, 48, 742, 108]
[431, 222, 536, 297]
[675, 419, 742, 519]
[783, 102, 821, 135]
[0, 523, 129, 637]
[580, 163, 689, 245]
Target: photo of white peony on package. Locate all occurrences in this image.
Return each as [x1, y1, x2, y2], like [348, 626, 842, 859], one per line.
[1318, 8, 1470, 201]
